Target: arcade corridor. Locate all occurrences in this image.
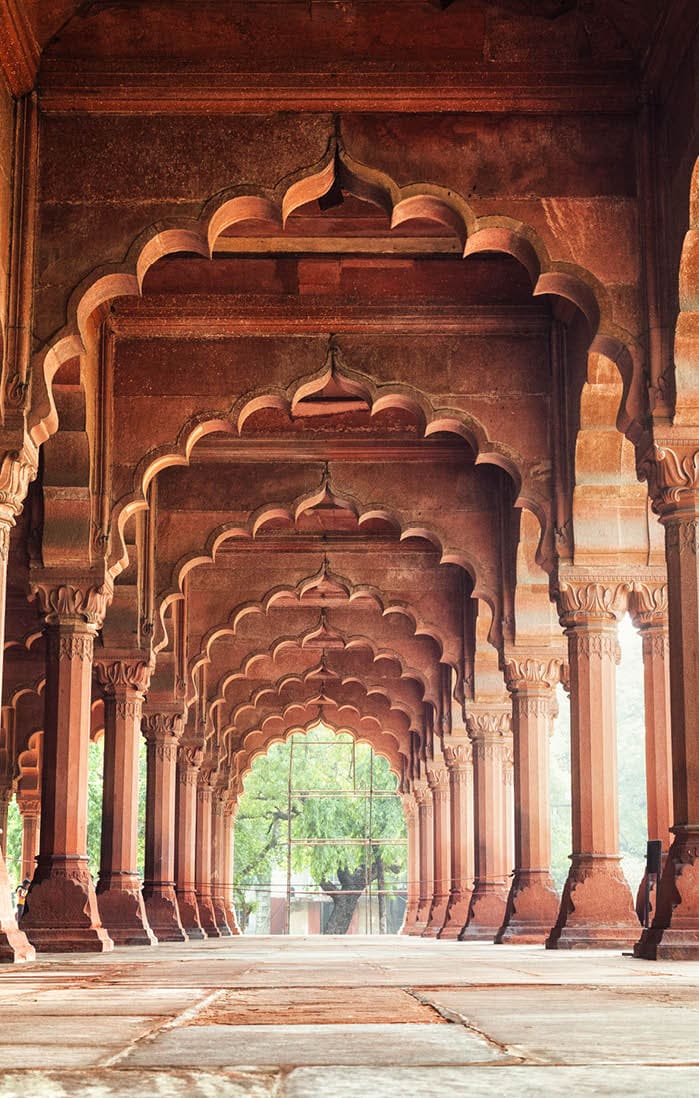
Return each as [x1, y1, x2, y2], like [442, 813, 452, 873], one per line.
[0, 937, 697, 1096]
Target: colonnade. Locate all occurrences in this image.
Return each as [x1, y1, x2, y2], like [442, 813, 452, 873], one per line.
[0, 457, 694, 958]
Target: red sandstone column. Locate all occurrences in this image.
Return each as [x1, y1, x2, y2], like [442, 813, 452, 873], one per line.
[18, 797, 40, 885]
[94, 658, 156, 946]
[497, 659, 560, 943]
[0, 449, 37, 961]
[504, 746, 515, 879]
[141, 710, 187, 942]
[400, 793, 419, 934]
[439, 741, 474, 938]
[195, 767, 221, 936]
[412, 780, 434, 935]
[636, 446, 699, 959]
[461, 707, 511, 940]
[424, 763, 451, 936]
[175, 744, 206, 939]
[23, 580, 113, 952]
[547, 580, 638, 949]
[0, 785, 11, 859]
[211, 787, 233, 936]
[223, 794, 242, 934]
[629, 584, 673, 919]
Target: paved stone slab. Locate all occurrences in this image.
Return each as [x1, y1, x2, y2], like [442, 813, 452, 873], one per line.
[0, 988, 206, 1017]
[283, 1065, 699, 1098]
[124, 1022, 507, 1068]
[0, 1069, 278, 1097]
[190, 986, 443, 1025]
[417, 987, 699, 1065]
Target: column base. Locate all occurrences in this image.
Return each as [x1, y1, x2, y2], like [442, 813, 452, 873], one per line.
[400, 901, 420, 935]
[143, 884, 187, 942]
[212, 898, 233, 936]
[496, 872, 560, 945]
[438, 891, 473, 939]
[176, 890, 207, 940]
[460, 883, 509, 941]
[96, 879, 157, 946]
[634, 832, 699, 960]
[0, 922, 36, 963]
[546, 856, 638, 950]
[225, 906, 242, 935]
[22, 858, 114, 953]
[196, 893, 222, 936]
[423, 894, 450, 937]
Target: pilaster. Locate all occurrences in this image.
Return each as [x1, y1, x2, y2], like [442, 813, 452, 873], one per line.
[141, 710, 186, 942]
[497, 656, 561, 944]
[174, 743, 206, 939]
[17, 796, 39, 885]
[223, 793, 242, 935]
[439, 742, 474, 939]
[635, 439, 699, 958]
[547, 577, 638, 950]
[400, 793, 420, 934]
[461, 705, 511, 941]
[22, 575, 113, 953]
[195, 764, 221, 937]
[211, 785, 233, 936]
[94, 656, 156, 946]
[423, 763, 451, 936]
[412, 780, 433, 935]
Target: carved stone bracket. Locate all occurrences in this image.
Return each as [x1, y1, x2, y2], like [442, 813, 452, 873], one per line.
[638, 438, 699, 515]
[0, 444, 38, 536]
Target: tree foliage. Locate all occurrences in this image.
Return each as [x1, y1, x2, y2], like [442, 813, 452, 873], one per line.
[234, 723, 407, 933]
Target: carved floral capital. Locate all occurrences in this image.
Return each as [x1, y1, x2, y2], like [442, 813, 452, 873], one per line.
[426, 765, 449, 792]
[443, 742, 471, 771]
[32, 578, 112, 628]
[557, 576, 630, 624]
[629, 582, 668, 628]
[141, 711, 183, 744]
[0, 446, 37, 527]
[504, 655, 563, 692]
[639, 439, 699, 514]
[94, 657, 153, 696]
[465, 709, 511, 739]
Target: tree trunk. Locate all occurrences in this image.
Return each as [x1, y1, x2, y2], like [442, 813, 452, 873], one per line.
[324, 889, 363, 934]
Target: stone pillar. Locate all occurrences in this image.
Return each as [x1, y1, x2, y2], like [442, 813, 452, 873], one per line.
[141, 711, 187, 942]
[211, 788, 233, 936]
[461, 707, 511, 940]
[504, 746, 515, 879]
[412, 781, 434, 935]
[195, 768, 221, 936]
[423, 764, 451, 936]
[400, 793, 419, 934]
[223, 795, 242, 934]
[439, 742, 474, 939]
[0, 785, 11, 859]
[94, 658, 156, 946]
[497, 658, 560, 944]
[629, 584, 673, 919]
[547, 579, 638, 949]
[22, 580, 113, 952]
[175, 744, 206, 939]
[0, 448, 37, 961]
[18, 797, 40, 884]
[636, 443, 699, 959]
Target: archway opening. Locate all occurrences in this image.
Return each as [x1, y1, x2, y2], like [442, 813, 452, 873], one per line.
[234, 722, 407, 935]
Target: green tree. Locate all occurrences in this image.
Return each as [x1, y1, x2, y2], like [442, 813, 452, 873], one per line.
[234, 724, 407, 934]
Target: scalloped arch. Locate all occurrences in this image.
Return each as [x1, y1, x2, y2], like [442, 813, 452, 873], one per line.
[27, 143, 643, 478]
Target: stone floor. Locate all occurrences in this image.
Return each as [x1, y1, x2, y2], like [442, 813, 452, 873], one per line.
[0, 935, 698, 1096]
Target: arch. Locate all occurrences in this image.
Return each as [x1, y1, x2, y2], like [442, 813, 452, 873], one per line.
[28, 143, 643, 490]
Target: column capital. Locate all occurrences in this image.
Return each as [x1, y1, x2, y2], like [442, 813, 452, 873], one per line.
[0, 443, 38, 534]
[466, 705, 511, 741]
[401, 792, 417, 821]
[413, 779, 432, 807]
[177, 743, 203, 782]
[94, 654, 154, 697]
[628, 581, 668, 629]
[504, 653, 564, 693]
[16, 795, 40, 817]
[443, 740, 471, 771]
[426, 764, 449, 793]
[638, 435, 699, 517]
[31, 572, 113, 629]
[141, 710, 183, 745]
[556, 572, 631, 626]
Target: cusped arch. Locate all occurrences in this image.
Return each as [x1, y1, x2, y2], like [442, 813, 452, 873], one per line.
[28, 144, 640, 522]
